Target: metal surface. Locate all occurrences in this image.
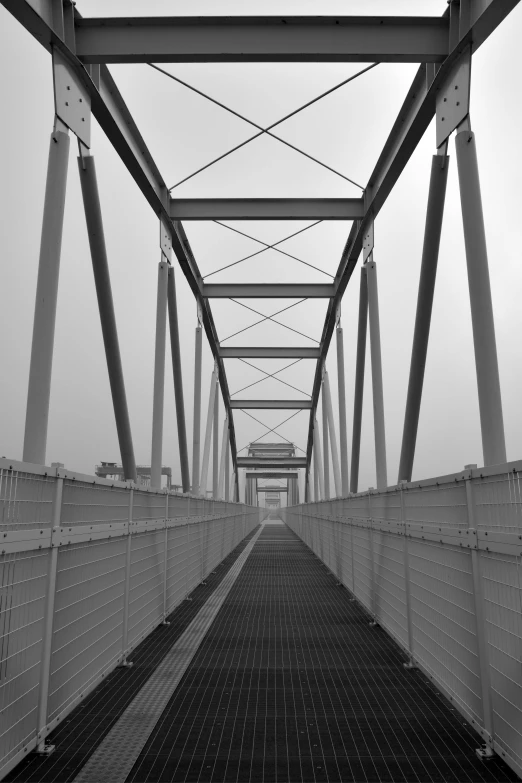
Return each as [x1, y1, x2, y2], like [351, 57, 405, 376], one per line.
[170, 197, 364, 220]
[237, 457, 307, 469]
[350, 267, 368, 494]
[323, 370, 341, 498]
[218, 417, 228, 501]
[436, 48, 471, 148]
[77, 154, 137, 483]
[192, 325, 202, 495]
[336, 326, 349, 496]
[246, 472, 298, 480]
[219, 346, 320, 359]
[52, 49, 91, 147]
[314, 418, 325, 501]
[366, 259, 387, 491]
[321, 381, 330, 500]
[398, 154, 449, 483]
[74, 16, 450, 64]
[230, 400, 312, 410]
[455, 128, 506, 466]
[150, 261, 168, 490]
[202, 283, 335, 298]
[212, 388, 219, 499]
[167, 266, 191, 493]
[23, 126, 69, 466]
[199, 368, 218, 496]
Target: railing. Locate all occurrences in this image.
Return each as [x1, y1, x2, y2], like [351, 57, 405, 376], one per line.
[0, 458, 265, 781]
[285, 460, 522, 779]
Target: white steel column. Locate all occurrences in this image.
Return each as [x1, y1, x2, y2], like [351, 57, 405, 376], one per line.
[322, 385, 330, 499]
[36, 474, 63, 754]
[150, 260, 168, 489]
[225, 434, 230, 502]
[366, 259, 388, 490]
[336, 324, 349, 496]
[314, 418, 325, 501]
[24, 122, 70, 465]
[455, 126, 506, 466]
[218, 416, 228, 499]
[192, 323, 203, 494]
[200, 367, 218, 496]
[351, 267, 368, 493]
[323, 370, 341, 498]
[212, 389, 219, 498]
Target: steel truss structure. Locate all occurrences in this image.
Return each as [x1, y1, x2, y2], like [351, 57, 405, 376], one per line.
[2, 0, 519, 502]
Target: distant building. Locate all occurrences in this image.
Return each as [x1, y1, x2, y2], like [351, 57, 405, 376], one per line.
[95, 462, 178, 490]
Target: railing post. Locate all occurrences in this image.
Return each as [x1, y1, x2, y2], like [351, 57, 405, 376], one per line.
[464, 464, 495, 759]
[120, 487, 134, 668]
[36, 474, 63, 754]
[368, 488, 378, 626]
[162, 491, 170, 625]
[24, 121, 70, 465]
[399, 482, 416, 669]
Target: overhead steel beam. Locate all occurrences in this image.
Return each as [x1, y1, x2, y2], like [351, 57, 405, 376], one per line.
[74, 16, 449, 64]
[256, 486, 288, 493]
[237, 457, 307, 469]
[203, 284, 335, 298]
[305, 0, 521, 470]
[170, 198, 364, 221]
[219, 346, 321, 359]
[246, 472, 298, 480]
[231, 400, 311, 409]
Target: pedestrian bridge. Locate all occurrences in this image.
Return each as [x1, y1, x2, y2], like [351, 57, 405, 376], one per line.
[1, 1, 522, 781]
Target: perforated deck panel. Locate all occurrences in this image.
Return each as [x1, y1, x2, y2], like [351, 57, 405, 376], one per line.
[7, 522, 517, 782]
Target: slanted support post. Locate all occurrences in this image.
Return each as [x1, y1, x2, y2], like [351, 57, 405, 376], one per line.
[192, 322, 203, 494]
[218, 416, 228, 499]
[455, 124, 506, 466]
[400, 481, 416, 669]
[314, 418, 325, 501]
[224, 433, 230, 502]
[167, 266, 191, 492]
[465, 464, 496, 759]
[336, 323, 349, 495]
[213, 389, 219, 498]
[366, 258, 388, 490]
[322, 383, 330, 499]
[350, 267, 368, 493]
[398, 152, 449, 482]
[120, 487, 134, 667]
[78, 152, 137, 482]
[36, 474, 63, 754]
[323, 370, 341, 498]
[24, 121, 70, 465]
[150, 260, 169, 489]
[200, 366, 218, 497]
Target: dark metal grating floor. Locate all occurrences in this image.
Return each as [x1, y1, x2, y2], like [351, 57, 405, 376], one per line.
[8, 522, 518, 782]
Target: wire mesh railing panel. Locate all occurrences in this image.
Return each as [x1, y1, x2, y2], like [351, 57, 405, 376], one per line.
[0, 470, 54, 531]
[404, 481, 468, 528]
[473, 472, 522, 532]
[47, 538, 126, 724]
[373, 531, 408, 647]
[61, 481, 129, 527]
[0, 550, 48, 774]
[128, 531, 164, 647]
[166, 525, 190, 611]
[133, 491, 166, 523]
[480, 550, 522, 770]
[370, 490, 401, 523]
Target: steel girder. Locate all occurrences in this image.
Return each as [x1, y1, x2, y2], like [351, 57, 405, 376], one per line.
[2, 0, 519, 483]
[219, 347, 320, 359]
[170, 198, 364, 220]
[230, 400, 312, 409]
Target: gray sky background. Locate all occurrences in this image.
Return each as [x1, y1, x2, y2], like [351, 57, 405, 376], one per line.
[1, 0, 522, 499]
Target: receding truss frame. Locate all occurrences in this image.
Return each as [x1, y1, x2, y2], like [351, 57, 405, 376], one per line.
[3, 0, 518, 490]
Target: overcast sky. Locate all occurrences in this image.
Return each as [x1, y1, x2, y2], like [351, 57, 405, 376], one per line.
[1, 0, 522, 500]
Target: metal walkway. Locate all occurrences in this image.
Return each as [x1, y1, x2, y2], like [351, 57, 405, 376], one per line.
[6, 523, 516, 783]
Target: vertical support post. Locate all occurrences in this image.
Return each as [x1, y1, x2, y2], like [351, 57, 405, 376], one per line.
[400, 482, 416, 668]
[151, 260, 169, 489]
[455, 126, 506, 466]
[162, 492, 170, 625]
[314, 418, 325, 500]
[78, 153, 137, 482]
[322, 384, 330, 499]
[212, 389, 219, 498]
[350, 267, 368, 493]
[336, 324, 349, 495]
[200, 367, 218, 496]
[323, 370, 342, 498]
[225, 434, 230, 502]
[218, 416, 228, 499]
[465, 465, 495, 758]
[313, 447, 319, 502]
[398, 153, 450, 482]
[120, 487, 134, 667]
[24, 123, 70, 465]
[192, 323, 202, 494]
[167, 266, 190, 492]
[36, 474, 63, 754]
[366, 259, 388, 490]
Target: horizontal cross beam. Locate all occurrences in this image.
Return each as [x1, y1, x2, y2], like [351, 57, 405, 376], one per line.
[246, 472, 298, 479]
[203, 284, 335, 298]
[231, 399, 311, 409]
[169, 198, 364, 220]
[219, 346, 320, 359]
[256, 486, 288, 492]
[74, 16, 449, 64]
[237, 457, 307, 468]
